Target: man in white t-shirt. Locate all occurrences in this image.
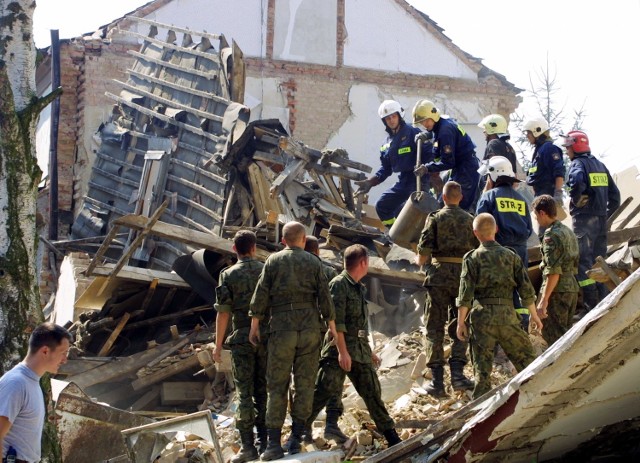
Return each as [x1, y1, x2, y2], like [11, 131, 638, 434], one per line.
[0, 323, 71, 463]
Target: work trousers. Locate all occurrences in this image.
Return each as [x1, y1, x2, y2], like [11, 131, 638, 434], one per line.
[573, 214, 608, 311]
[541, 291, 578, 346]
[424, 285, 469, 368]
[306, 356, 394, 432]
[231, 341, 268, 432]
[265, 329, 322, 428]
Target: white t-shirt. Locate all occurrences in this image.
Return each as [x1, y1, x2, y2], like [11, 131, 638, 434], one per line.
[0, 363, 44, 462]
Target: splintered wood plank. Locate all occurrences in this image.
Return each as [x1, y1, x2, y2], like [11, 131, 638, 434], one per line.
[139, 278, 159, 314]
[97, 312, 131, 357]
[322, 174, 347, 208]
[270, 159, 306, 197]
[248, 162, 281, 221]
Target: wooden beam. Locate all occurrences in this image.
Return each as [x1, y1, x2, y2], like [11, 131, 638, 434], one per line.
[113, 214, 271, 260]
[139, 278, 159, 314]
[85, 223, 123, 276]
[97, 312, 131, 356]
[616, 202, 640, 230]
[122, 305, 211, 331]
[129, 386, 161, 411]
[594, 256, 622, 286]
[278, 137, 372, 173]
[91, 265, 190, 288]
[607, 196, 633, 230]
[132, 354, 201, 391]
[67, 339, 185, 389]
[96, 201, 169, 295]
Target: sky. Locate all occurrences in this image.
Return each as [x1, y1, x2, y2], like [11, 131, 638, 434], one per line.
[33, 0, 640, 174]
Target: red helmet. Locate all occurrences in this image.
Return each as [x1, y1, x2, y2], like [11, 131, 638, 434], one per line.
[561, 130, 590, 154]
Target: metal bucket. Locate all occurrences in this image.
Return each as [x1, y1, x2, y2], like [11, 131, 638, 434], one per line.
[388, 190, 439, 249]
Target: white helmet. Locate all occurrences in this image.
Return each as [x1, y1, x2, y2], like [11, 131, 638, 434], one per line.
[378, 100, 404, 119]
[478, 156, 516, 182]
[478, 114, 508, 135]
[523, 118, 549, 137]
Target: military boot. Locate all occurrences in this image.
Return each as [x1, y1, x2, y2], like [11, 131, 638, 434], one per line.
[302, 424, 314, 444]
[450, 362, 474, 391]
[383, 429, 402, 447]
[284, 421, 305, 455]
[260, 428, 284, 461]
[324, 410, 349, 443]
[256, 425, 268, 454]
[232, 430, 258, 463]
[425, 366, 447, 398]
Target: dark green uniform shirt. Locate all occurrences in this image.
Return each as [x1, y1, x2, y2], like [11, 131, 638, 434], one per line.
[321, 270, 372, 364]
[214, 258, 266, 344]
[541, 220, 580, 293]
[457, 241, 536, 325]
[416, 205, 478, 287]
[249, 246, 335, 332]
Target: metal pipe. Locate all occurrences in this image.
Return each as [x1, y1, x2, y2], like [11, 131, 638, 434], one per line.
[48, 29, 61, 240]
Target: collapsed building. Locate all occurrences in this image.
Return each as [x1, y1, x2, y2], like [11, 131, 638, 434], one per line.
[33, 3, 640, 463]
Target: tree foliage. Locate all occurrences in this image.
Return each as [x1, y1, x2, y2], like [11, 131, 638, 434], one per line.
[510, 54, 587, 170]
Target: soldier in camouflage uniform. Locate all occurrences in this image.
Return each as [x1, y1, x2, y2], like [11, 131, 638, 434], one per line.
[249, 222, 337, 460]
[456, 213, 544, 399]
[532, 195, 580, 345]
[214, 230, 267, 462]
[416, 181, 477, 397]
[303, 236, 348, 443]
[305, 244, 402, 447]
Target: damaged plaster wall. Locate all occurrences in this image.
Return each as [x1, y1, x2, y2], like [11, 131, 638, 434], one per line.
[344, 0, 477, 78]
[273, 0, 337, 65]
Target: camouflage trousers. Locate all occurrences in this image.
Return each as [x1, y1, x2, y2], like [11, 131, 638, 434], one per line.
[541, 291, 578, 346]
[306, 356, 395, 432]
[469, 317, 536, 399]
[424, 285, 469, 368]
[265, 329, 322, 428]
[230, 341, 268, 432]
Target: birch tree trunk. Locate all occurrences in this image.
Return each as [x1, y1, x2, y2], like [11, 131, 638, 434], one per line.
[0, 0, 42, 371]
[1, 1, 62, 461]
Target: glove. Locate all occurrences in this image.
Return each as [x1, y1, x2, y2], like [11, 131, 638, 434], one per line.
[415, 131, 434, 144]
[553, 189, 564, 205]
[414, 164, 429, 177]
[354, 177, 377, 195]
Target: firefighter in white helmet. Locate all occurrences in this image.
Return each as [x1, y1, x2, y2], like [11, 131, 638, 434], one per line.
[476, 155, 533, 331]
[522, 117, 565, 202]
[412, 99, 479, 211]
[354, 100, 431, 228]
[477, 114, 517, 173]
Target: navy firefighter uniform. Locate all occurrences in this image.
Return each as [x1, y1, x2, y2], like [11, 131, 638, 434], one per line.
[374, 120, 432, 226]
[567, 152, 620, 310]
[424, 117, 479, 211]
[526, 137, 565, 197]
